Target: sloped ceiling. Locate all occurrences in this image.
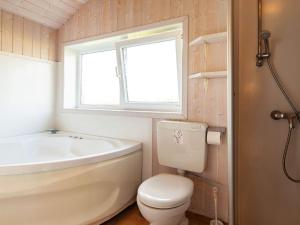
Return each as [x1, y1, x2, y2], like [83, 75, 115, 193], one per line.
[0, 0, 89, 29]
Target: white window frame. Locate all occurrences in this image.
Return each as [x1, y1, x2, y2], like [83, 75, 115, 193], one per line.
[115, 31, 183, 112]
[62, 17, 188, 119]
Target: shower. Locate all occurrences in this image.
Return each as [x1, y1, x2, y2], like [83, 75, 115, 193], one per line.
[256, 0, 300, 183]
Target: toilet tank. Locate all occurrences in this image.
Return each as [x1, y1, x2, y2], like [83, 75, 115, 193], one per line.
[157, 120, 208, 173]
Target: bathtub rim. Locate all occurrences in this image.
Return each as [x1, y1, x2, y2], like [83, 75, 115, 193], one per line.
[0, 131, 142, 176]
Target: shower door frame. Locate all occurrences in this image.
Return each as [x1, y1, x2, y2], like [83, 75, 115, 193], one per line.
[227, 0, 234, 225]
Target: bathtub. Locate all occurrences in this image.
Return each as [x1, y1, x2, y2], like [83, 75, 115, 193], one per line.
[0, 132, 143, 225]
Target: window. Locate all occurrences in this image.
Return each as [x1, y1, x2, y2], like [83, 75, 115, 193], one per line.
[118, 38, 180, 105]
[80, 50, 119, 105]
[63, 19, 187, 117]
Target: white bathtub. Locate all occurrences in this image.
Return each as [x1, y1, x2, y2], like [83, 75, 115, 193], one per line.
[0, 132, 143, 225]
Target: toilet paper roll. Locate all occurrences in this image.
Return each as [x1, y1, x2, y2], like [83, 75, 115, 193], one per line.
[207, 131, 221, 145]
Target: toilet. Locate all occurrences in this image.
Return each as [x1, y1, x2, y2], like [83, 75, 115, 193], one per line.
[137, 121, 208, 225]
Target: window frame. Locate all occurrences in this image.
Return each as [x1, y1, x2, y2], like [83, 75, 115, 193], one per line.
[62, 17, 188, 119]
[77, 31, 183, 112]
[115, 31, 183, 112]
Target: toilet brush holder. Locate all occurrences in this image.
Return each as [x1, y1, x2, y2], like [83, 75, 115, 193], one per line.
[210, 187, 224, 225]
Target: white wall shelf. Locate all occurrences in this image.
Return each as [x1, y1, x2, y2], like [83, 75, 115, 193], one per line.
[189, 71, 227, 79]
[189, 32, 227, 46]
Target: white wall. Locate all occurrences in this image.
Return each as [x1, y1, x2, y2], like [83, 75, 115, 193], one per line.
[0, 52, 56, 138]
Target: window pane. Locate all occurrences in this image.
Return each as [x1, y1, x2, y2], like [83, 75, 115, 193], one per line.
[123, 40, 179, 103]
[81, 50, 119, 105]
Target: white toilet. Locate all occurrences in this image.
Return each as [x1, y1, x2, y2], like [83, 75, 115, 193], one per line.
[137, 121, 208, 225]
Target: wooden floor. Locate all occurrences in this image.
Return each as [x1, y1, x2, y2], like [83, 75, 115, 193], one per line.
[102, 204, 212, 225]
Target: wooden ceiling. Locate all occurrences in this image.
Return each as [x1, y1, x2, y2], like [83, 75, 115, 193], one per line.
[0, 0, 89, 29]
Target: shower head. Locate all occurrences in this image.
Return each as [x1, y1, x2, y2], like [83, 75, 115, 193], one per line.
[261, 30, 271, 40]
[256, 30, 271, 66]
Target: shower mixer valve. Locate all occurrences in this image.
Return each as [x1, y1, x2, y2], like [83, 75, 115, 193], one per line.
[271, 110, 298, 129]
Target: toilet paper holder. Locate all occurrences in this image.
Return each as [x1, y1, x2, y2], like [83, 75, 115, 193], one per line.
[207, 127, 226, 145]
[208, 127, 226, 133]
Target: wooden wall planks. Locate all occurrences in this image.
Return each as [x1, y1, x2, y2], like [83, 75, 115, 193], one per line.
[0, 10, 1, 47]
[2, 10, 13, 52]
[0, 9, 57, 61]
[32, 22, 41, 58]
[40, 26, 50, 60]
[12, 15, 23, 55]
[23, 19, 33, 56]
[58, 0, 228, 222]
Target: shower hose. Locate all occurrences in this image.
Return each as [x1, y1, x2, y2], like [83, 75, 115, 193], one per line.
[266, 58, 300, 183]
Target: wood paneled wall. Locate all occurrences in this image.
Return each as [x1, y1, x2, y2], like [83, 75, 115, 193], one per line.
[58, 0, 228, 222]
[0, 10, 58, 61]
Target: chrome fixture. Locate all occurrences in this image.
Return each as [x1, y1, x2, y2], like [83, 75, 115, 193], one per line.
[69, 136, 83, 139]
[257, 0, 300, 183]
[256, 30, 271, 66]
[48, 129, 59, 134]
[270, 110, 297, 129]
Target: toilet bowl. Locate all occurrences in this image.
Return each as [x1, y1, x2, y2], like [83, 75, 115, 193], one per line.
[137, 174, 194, 225]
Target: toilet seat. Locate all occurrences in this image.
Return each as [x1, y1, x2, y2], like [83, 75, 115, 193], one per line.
[138, 174, 194, 209]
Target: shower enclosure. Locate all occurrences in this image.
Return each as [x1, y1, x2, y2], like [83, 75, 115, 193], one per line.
[256, 0, 300, 183]
[235, 0, 300, 224]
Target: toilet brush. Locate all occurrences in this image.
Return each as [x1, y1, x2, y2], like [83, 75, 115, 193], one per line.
[210, 187, 224, 225]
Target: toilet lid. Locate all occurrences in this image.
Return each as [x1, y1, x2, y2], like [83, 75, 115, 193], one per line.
[138, 174, 194, 209]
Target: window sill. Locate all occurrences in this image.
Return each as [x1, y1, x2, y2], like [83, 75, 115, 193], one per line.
[60, 107, 187, 119]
